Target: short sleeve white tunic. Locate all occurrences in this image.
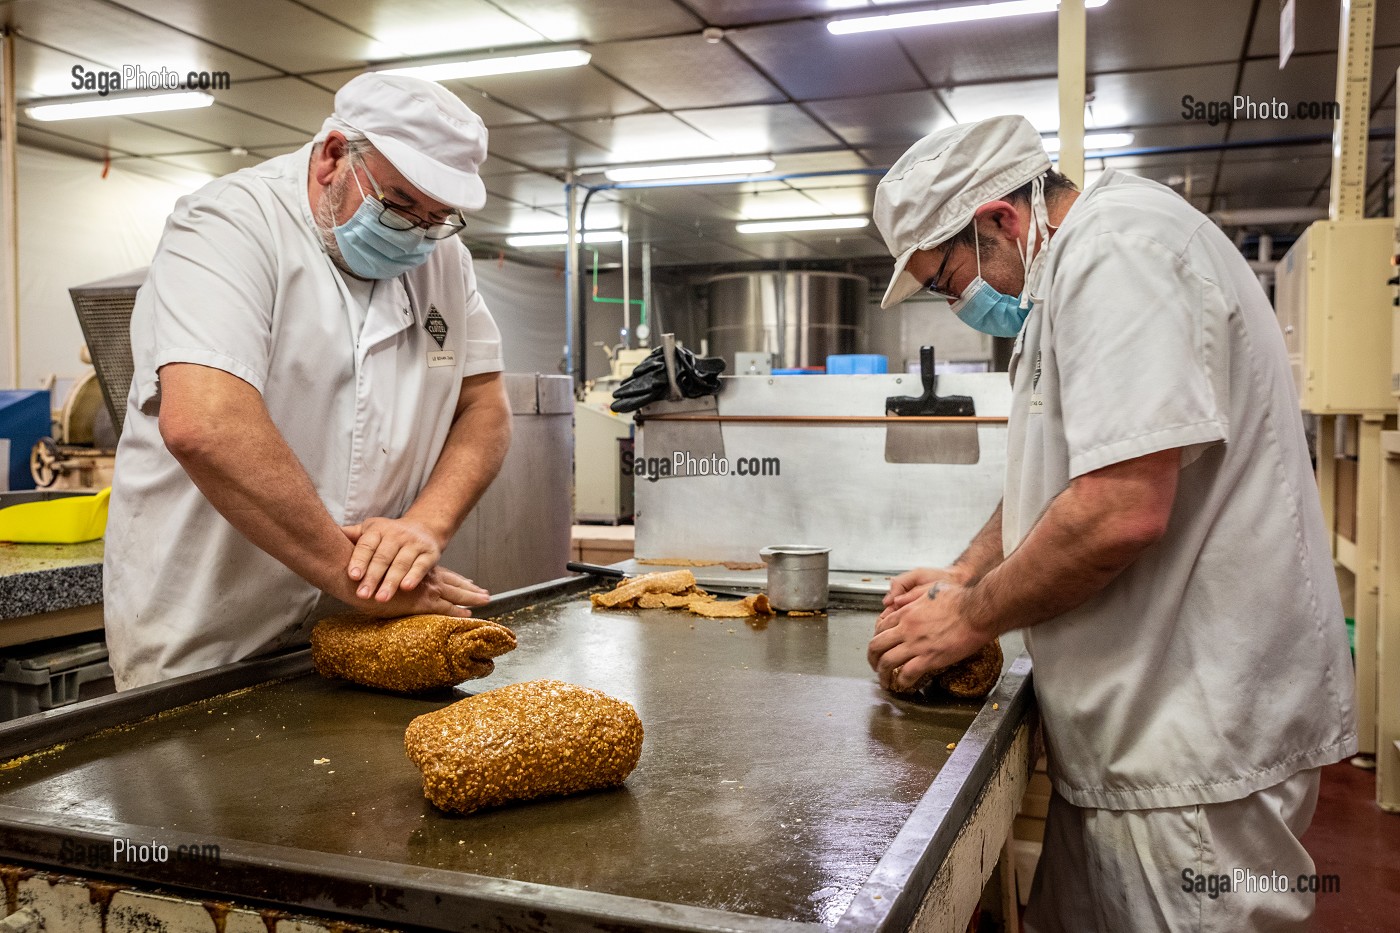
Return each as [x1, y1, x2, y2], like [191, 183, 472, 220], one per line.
[103, 144, 504, 690]
[1004, 169, 1357, 810]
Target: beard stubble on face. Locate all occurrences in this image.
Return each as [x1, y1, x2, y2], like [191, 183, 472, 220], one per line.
[314, 167, 361, 279]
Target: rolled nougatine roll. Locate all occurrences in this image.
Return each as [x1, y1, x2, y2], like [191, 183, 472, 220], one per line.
[404, 679, 644, 814]
[893, 638, 1004, 699]
[936, 638, 1003, 698]
[311, 613, 516, 693]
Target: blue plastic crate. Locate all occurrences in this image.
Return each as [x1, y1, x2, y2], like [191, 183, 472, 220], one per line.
[826, 354, 889, 375]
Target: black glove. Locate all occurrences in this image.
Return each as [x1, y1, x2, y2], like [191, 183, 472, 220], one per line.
[610, 346, 726, 413]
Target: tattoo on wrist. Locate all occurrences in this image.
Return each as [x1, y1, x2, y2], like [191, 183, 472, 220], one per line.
[927, 582, 946, 601]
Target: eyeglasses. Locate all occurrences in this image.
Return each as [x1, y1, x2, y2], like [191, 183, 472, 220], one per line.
[352, 156, 467, 240]
[923, 246, 959, 300]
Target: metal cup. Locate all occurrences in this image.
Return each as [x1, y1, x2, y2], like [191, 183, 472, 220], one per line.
[759, 545, 831, 611]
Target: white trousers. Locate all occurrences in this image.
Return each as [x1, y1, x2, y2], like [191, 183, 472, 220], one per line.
[1024, 768, 1322, 933]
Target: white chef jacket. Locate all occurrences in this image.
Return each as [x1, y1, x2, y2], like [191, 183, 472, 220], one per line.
[104, 143, 504, 690]
[1004, 169, 1356, 810]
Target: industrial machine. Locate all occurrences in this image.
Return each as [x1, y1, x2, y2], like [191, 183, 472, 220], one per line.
[29, 349, 118, 490]
[706, 271, 868, 372]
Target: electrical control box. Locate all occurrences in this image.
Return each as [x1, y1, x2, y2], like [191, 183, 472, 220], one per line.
[1274, 218, 1394, 414]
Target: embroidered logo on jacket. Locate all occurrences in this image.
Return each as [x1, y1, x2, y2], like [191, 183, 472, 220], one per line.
[424, 304, 448, 348]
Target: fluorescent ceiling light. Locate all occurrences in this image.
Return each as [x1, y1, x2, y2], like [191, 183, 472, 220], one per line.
[1044, 131, 1134, 153]
[604, 158, 775, 183]
[378, 48, 591, 82]
[26, 91, 214, 122]
[736, 216, 869, 234]
[829, 0, 1108, 35]
[506, 229, 625, 248]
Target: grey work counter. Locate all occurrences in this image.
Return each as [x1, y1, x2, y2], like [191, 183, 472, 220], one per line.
[0, 575, 1034, 932]
[0, 540, 103, 622]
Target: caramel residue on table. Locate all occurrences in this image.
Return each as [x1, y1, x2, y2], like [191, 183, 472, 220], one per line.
[591, 570, 774, 618]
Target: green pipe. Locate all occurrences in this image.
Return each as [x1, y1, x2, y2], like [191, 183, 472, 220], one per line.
[589, 246, 645, 311]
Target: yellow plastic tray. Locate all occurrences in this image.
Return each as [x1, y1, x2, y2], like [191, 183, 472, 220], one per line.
[0, 487, 111, 544]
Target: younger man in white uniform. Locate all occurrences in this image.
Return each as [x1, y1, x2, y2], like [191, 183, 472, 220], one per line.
[867, 116, 1356, 931]
[105, 75, 512, 689]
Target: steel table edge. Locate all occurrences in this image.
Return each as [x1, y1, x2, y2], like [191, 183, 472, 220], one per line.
[831, 652, 1036, 932]
[0, 804, 823, 933]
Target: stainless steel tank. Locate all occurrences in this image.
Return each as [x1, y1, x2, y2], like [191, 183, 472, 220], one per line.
[705, 271, 867, 370]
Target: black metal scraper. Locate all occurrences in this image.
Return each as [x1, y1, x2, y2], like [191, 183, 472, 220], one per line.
[883, 346, 981, 464]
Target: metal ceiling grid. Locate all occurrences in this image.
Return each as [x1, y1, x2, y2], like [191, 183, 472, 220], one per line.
[0, 0, 1392, 268]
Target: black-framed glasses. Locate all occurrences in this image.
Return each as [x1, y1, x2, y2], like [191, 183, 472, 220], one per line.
[353, 156, 467, 240]
[923, 246, 958, 300]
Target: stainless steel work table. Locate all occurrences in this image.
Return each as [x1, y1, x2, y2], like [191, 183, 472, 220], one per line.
[0, 575, 1035, 932]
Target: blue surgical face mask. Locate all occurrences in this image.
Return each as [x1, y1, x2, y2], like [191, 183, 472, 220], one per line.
[951, 277, 1029, 337]
[331, 158, 437, 280]
[949, 221, 1031, 337]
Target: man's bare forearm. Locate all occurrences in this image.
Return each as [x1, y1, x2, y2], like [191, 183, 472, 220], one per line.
[953, 502, 1004, 582]
[962, 449, 1180, 638]
[159, 364, 359, 602]
[402, 372, 512, 547]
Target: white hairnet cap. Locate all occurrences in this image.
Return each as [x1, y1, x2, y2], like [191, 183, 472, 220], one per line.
[321, 73, 488, 211]
[874, 115, 1051, 309]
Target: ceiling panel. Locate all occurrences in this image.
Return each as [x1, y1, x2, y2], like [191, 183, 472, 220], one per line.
[588, 34, 784, 109]
[131, 103, 308, 149]
[16, 114, 226, 156]
[433, 83, 539, 127]
[563, 112, 733, 162]
[1089, 64, 1238, 129]
[494, 0, 701, 44]
[683, 1, 860, 28]
[483, 122, 611, 171]
[772, 149, 873, 179]
[301, 68, 558, 127]
[458, 67, 652, 121]
[13, 37, 114, 100]
[107, 0, 376, 73]
[296, 0, 546, 60]
[1087, 0, 1250, 73]
[799, 184, 875, 216]
[940, 78, 1059, 131]
[728, 187, 832, 220]
[3, 0, 278, 85]
[896, 16, 1058, 87]
[212, 77, 336, 135]
[673, 103, 842, 153]
[726, 20, 926, 100]
[1248, 0, 1400, 58]
[483, 171, 569, 208]
[806, 89, 953, 148]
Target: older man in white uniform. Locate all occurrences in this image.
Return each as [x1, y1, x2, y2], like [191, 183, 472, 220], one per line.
[867, 116, 1356, 931]
[105, 74, 512, 689]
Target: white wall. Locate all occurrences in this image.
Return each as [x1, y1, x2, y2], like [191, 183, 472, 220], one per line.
[0, 145, 209, 389]
[472, 254, 568, 376]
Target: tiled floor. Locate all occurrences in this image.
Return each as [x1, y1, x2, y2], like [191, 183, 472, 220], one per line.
[1301, 761, 1400, 930]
